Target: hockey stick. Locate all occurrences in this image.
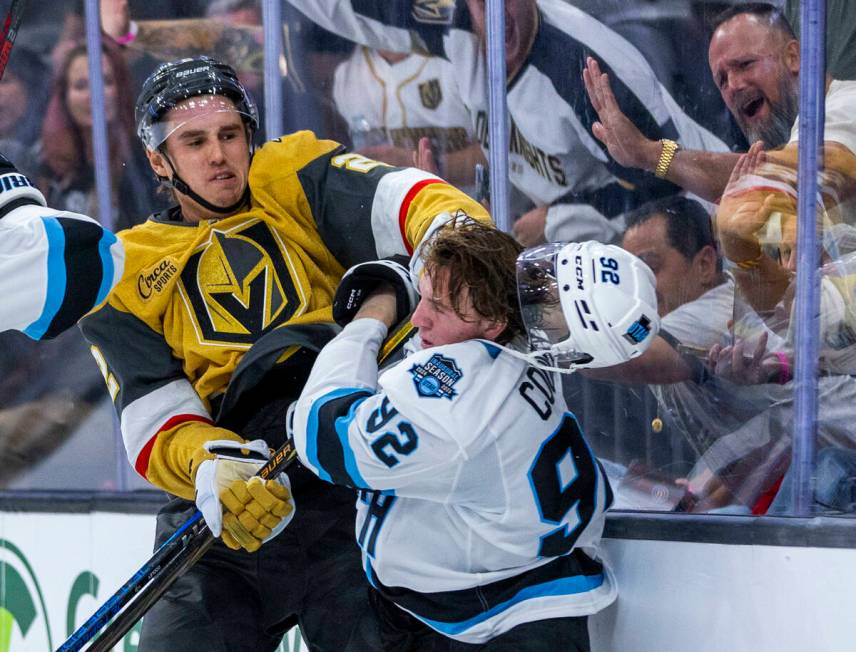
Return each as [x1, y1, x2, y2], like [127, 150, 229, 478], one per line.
[82, 512, 215, 652]
[60, 320, 414, 651]
[0, 0, 26, 82]
[83, 443, 300, 652]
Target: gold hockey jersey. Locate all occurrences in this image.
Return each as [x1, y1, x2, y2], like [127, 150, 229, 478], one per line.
[81, 130, 489, 498]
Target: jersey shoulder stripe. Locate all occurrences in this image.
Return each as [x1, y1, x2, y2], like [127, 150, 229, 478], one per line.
[23, 216, 65, 340]
[397, 178, 445, 254]
[25, 215, 115, 340]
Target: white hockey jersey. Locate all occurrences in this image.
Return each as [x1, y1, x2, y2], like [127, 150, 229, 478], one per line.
[333, 47, 473, 156]
[288, 0, 728, 239]
[293, 319, 616, 644]
[0, 202, 124, 339]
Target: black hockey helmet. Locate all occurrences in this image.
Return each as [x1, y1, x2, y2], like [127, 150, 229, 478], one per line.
[135, 55, 259, 150]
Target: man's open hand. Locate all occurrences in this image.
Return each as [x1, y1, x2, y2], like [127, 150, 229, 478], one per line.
[583, 57, 660, 172]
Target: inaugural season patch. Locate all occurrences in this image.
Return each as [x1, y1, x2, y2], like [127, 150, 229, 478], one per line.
[409, 353, 462, 400]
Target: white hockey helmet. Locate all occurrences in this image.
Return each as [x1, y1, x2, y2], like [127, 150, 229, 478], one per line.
[516, 241, 659, 369]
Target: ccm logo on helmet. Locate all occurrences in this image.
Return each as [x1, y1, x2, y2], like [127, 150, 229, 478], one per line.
[574, 255, 585, 291]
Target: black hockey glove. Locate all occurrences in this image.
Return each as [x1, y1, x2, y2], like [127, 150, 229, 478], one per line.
[332, 255, 417, 327]
[0, 151, 46, 220]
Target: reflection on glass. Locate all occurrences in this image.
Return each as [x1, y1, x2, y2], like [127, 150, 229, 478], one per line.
[333, 46, 483, 193]
[5, 0, 852, 514]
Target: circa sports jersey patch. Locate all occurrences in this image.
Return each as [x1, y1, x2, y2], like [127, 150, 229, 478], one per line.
[138, 258, 179, 299]
[409, 353, 462, 400]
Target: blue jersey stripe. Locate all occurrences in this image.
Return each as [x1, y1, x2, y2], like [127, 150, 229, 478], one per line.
[417, 573, 604, 636]
[368, 547, 604, 629]
[337, 395, 371, 488]
[306, 387, 353, 482]
[306, 387, 373, 486]
[95, 228, 118, 306]
[478, 341, 501, 359]
[24, 217, 66, 340]
[364, 555, 379, 589]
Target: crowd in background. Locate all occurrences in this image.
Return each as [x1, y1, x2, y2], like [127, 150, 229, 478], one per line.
[3, 0, 855, 518]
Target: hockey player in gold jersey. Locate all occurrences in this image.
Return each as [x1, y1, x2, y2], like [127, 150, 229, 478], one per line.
[80, 56, 489, 651]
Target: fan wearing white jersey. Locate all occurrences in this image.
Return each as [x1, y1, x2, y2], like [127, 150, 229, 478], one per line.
[0, 152, 124, 339]
[292, 220, 659, 649]
[287, 0, 729, 244]
[333, 47, 483, 193]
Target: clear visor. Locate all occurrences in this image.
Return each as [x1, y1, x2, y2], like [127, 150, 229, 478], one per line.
[139, 95, 253, 150]
[516, 243, 594, 366]
[516, 243, 571, 352]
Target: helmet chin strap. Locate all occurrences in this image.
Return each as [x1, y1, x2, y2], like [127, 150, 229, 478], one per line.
[159, 150, 249, 216]
[487, 341, 589, 375]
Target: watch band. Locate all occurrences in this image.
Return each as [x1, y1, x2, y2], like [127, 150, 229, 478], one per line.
[655, 139, 680, 179]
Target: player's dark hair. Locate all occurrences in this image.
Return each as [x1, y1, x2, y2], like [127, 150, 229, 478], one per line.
[421, 216, 524, 345]
[712, 3, 796, 41]
[624, 196, 722, 273]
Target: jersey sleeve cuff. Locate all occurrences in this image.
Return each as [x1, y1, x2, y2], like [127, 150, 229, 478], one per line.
[344, 317, 389, 344]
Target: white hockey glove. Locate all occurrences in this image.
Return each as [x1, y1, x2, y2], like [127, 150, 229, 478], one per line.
[332, 255, 417, 327]
[192, 439, 295, 553]
[0, 152, 46, 219]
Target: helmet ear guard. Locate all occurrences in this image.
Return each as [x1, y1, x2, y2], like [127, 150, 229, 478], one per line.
[517, 241, 660, 371]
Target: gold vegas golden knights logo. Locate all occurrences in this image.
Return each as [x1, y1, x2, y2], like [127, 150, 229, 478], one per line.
[179, 220, 302, 345]
[419, 78, 443, 110]
[412, 0, 455, 25]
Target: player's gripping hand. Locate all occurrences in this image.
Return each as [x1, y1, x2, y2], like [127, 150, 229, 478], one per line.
[0, 151, 46, 219]
[192, 439, 295, 553]
[332, 255, 417, 327]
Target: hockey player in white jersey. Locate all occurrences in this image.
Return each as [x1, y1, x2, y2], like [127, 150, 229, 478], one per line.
[0, 152, 124, 339]
[292, 219, 659, 649]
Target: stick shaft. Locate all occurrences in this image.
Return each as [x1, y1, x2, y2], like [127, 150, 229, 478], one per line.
[0, 0, 25, 81]
[88, 528, 215, 652]
[60, 444, 299, 651]
[57, 511, 205, 651]
[63, 320, 413, 650]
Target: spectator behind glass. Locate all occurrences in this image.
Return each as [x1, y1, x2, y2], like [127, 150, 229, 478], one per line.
[575, 197, 735, 509]
[0, 47, 49, 177]
[100, 0, 163, 96]
[333, 47, 485, 195]
[287, 0, 730, 247]
[206, 0, 267, 142]
[38, 39, 164, 231]
[100, 0, 269, 142]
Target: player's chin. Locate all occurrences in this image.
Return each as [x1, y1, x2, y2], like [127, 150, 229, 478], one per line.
[210, 187, 245, 209]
